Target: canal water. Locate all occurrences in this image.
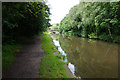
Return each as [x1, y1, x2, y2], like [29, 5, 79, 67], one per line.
[50, 34, 118, 78]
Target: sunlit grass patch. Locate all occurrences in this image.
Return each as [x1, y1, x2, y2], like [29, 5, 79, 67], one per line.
[39, 53, 67, 78]
[41, 33, 56, 54]
[39, 33, 67, 78]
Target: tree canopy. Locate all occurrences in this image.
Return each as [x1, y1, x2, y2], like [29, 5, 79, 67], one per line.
[3, 2, 51, 43]
[59, 2, 120, 43]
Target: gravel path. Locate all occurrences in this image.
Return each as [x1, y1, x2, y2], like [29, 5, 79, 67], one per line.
[3, 35, 45, 78]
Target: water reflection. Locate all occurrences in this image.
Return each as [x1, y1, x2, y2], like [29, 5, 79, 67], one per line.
[68, 63, 75, 74]
[50, 34, 118, 78]
[53, 39, 67, 62]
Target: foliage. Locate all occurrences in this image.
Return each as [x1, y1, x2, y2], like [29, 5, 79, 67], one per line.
[39, 33, 67, 78]
[59, 2, 120, 43]
[2, 2, 51, 70]
[2, 2, 51, 44]
[2, 44, 21, 70]
[49, 24, 59, 30]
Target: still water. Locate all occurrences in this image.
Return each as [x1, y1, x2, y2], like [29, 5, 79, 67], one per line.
[50, 34, 118, 78]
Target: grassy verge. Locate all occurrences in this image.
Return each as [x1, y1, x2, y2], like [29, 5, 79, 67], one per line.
[2, 44, 21, 70]
[39, 33, 67, 78]
[2, 32, 43, 70]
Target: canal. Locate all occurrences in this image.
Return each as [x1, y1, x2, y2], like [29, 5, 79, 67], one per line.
[50, 33, 118, 78]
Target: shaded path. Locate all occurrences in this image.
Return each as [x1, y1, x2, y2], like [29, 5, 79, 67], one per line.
[3, 35, 45, 78]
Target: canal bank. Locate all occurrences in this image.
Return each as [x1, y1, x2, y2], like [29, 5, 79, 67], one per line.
[39, 32, 74, 78]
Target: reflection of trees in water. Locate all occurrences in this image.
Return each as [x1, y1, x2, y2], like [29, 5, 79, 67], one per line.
[50, 34, 59, 40]
[59, 36, 92, 77]
[59, 35, 118, 78]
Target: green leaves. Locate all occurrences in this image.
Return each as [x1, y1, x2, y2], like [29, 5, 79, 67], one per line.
[59, 2, 120, 43]
[100, 22, 109, 28]
[3, 20, 18, 29]
[110, 19, 118, 25]
[3, 2, 51, 43]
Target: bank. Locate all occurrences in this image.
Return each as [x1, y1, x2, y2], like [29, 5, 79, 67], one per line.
[39, 32, 74, 78]
[2, 44, 22, 70]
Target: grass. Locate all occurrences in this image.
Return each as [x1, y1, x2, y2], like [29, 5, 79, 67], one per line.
[39, 33, 68, 78]
[2, 44, 21, 70]
[2, 32, 43, 70]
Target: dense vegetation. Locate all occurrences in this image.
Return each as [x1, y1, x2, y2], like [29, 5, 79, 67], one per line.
[2, 2, 51, 69]
[3, 2, 51, 44]
[59, 2, 120, 43]
[49, 23, 59, 30]
[2, 44, 21, 69]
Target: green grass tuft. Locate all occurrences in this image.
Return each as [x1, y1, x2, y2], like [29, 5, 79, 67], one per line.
[39, 33, 67, 78]
[41, 34, 56, 54]
[2, 44, 21, 70]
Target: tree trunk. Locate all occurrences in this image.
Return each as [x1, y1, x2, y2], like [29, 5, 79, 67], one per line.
[108, 28, 114, 40]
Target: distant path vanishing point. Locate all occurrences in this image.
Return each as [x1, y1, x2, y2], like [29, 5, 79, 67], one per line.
[3, 34, 45, 78]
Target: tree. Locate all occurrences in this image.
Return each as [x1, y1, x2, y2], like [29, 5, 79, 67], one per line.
[3, 2, 51, 43]
[59, 2, 120, 43]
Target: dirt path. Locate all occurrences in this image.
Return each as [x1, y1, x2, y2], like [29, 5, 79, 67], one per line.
[3, 35, 45, 78]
